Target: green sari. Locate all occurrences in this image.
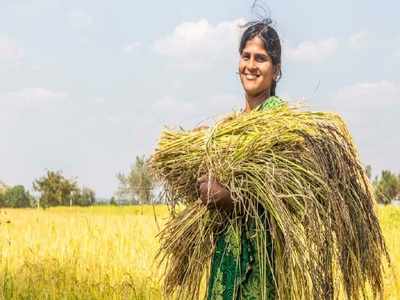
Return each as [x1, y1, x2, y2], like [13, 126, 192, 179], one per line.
[206, 96, 283, 300]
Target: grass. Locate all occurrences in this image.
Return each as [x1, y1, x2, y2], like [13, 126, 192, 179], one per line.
[0, 205, 399, 299]
[0, 206, 168, 300]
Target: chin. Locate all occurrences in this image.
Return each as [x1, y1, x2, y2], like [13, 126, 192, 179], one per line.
[245, 88, 264, 97]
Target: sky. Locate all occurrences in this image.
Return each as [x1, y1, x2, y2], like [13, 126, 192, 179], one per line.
[1, 0, 399, 198]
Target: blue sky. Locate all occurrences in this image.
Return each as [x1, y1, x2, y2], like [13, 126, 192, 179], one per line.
[1, 0, 399, 198]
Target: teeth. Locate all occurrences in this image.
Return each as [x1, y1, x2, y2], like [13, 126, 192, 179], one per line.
[245, 74, 258, 80]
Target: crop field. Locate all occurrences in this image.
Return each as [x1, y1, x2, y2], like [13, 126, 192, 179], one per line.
[0, 205, 399, 300]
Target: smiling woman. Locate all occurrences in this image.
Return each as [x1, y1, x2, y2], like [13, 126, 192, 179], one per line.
[238, 21, 281, 112]
[152, 13, 388, 299]
[197, 19, 285, 300]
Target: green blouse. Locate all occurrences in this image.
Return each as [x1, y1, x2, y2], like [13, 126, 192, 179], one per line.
[206, 96, 283, 300]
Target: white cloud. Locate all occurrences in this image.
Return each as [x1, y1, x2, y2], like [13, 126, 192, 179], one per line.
[0, 36, 24, 63]
[153, 18, 245, 70]
[0, 88, 67, 111]
[68, 11, 93, 29]
[348, 31, 370, 49]
[285, 38, 338, 64]
[122, 42, 142, 53]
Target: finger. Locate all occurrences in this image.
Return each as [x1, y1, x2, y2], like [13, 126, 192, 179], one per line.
[197, 174, 209, 184]
[200, 182, 213, 200]
[199, 186, 209, 204]
[197, 177, 205, 190]
[199, 182, 208, 194]
[198, 182, 209, 200]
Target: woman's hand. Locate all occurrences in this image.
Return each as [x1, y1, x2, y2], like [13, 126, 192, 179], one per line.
[197, 174, 233, 210]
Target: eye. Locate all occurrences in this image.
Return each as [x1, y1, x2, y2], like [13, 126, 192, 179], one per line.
[255, 54, 268, 62]
[241, 52, 250, 60]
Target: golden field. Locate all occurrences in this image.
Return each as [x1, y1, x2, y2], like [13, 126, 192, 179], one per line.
[0, 205, 399, 300]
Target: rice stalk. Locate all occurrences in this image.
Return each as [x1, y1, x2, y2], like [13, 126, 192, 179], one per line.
[151, 104, 389, 300]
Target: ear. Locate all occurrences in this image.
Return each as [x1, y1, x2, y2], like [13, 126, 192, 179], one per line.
[273, 64, 281, 81]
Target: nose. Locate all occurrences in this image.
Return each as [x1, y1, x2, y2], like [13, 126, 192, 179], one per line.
[247, 57, 257, 71]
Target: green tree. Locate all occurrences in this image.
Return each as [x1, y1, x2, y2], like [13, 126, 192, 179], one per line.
[73, 187, 96, 206]
[33, 170, 79, 208]
[374, 170, 400, 204]
[116, 155, 155, 204]
[110, 196, 118, 206]
[1, 185, 33, 208]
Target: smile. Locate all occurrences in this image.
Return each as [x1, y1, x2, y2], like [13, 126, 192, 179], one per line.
[243, 73, 260, 80]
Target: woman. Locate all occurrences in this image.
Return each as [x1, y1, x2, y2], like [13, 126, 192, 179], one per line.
[197, 19, 283, 300]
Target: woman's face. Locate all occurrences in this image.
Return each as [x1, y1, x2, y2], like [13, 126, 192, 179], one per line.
[239, 36, 278, 98]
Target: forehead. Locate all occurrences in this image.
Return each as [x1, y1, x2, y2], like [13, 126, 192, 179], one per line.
[242, 36, 268, 54]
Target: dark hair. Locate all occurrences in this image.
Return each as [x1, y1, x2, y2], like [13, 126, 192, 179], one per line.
[239, 19, 282, 96]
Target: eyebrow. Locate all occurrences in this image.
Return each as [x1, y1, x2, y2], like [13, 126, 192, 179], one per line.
[241, 51, 269, 59]
[255, 53, 269, 59]
[242, 51, 268, 57]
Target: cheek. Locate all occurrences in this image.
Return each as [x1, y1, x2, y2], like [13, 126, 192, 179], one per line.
[260, 63, 274, 77]
[260, 66, 275, 82]
[238, 60, 245, 72]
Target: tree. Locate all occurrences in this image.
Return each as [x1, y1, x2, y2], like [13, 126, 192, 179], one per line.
[73, 187, 96, 206]
[373, 170, 400, 204]
[0, 185, 33, 208]
[33, 170, 79, 208]
[116, 155, 155, 204]
[110, 196, 118, 206]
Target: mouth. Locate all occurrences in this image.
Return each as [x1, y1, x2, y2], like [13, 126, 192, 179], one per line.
[242, 73, 260, 80]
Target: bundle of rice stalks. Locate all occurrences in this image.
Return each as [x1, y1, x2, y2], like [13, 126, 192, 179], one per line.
[150, 104, 389, 300]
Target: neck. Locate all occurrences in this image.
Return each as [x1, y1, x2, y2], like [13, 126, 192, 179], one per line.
[244, 90, 271, 112]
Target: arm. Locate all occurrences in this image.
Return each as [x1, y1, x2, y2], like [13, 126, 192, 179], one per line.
[197, 175, 234, 211]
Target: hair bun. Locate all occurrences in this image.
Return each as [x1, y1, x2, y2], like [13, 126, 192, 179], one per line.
[261, 18, 272, 26]
[240, 17, 273, 31]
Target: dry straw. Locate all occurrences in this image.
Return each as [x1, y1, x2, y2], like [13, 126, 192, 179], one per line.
[150, 104, 389, 300]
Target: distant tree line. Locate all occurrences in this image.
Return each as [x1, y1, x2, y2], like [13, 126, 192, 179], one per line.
[0, 185, 34, 208]
[0, 171, 96, 208]
[33, 171, 95, 208]
[2, 162, 398, 208]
